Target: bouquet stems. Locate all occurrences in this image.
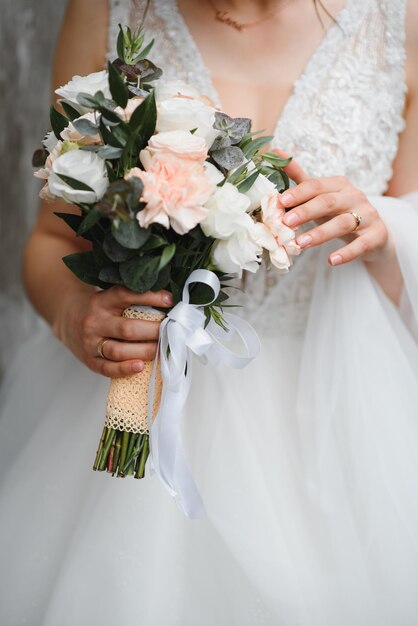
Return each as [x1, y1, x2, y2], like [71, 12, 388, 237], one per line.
[93, 427, 151, 478]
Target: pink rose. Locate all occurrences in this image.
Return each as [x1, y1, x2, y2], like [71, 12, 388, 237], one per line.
[115, 96, 143, 122]
[126, 156, 214, 235]
[34, 141, 63, 201]
[252, 191, 301, 271]
[140, 131, 208, 168]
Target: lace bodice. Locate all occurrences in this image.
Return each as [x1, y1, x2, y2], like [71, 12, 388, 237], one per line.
[107, 0, 407, 335]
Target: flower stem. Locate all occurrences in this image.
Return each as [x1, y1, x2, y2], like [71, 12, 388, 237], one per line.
[93, 426, 108, 471]
[112, 432, 122, 476]
[135, 435, 149, 479]
[98, 428, 117, 471]
[118, 431, 131, 477]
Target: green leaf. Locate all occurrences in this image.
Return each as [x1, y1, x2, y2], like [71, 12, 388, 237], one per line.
[117, 25, 125, 61]
[98, 145, 124, 160]
[108, 61, 129, 109]
[77, 208, 101, 236]
[140, 234, 168, 252]
[119, 255, 160, 292]
[262, 152, 292, 168]
[54, 211, 83, 234]
[63, 250, 106, 287]
[50, 105, 68, 140]
[60, 101, 81, 121]
[136, 38, 155, 61]
[158, 243, 176, 271]
[128, 90, 156, 138]
[112, 218, 150, 249]
[237, 169, 260, 193]
[56, 173, 95, 193]
[99, 119, 124, 148]
[242, 135, 274, 160]
[152, 264, 171, 291]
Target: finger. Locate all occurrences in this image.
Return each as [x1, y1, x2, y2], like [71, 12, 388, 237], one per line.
[328, 235, 373, 267]
[280, 176, 348, 212]
[101, 317, 161, 342]
[272, 149, 308, 184]
[98, 340, 158, 363]
[296, 213, 358, 249]
[96, 286, 173, 311]
[90, 356, 145, 378]
[283, 189, 354, 228]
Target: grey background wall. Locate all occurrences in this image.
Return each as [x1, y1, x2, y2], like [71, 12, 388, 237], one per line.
[0, 0, 67, 374]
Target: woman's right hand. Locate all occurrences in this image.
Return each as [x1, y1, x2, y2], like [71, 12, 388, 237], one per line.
[53, 285, 173, 378]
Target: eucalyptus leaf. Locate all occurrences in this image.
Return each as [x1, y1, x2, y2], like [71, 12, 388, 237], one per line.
[63, 250, 107, 288]
[103, 232, 131, 262]
[72, 118, 100, 136]
[119, 255, 160, 292]
[76, 92, 100, 109]
[99, 265, 123, 284]
[98, 145, 124, 159]
[112, 218, 150, 249]
[211, 146, 245, 171]
[152, 264, 171, 291]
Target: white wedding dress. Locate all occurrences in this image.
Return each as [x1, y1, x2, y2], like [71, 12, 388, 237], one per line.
[1, 1, 418, 624]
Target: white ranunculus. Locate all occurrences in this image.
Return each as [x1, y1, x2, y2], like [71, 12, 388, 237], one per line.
[201, 182, 252, 240]
[242, 162, 276, 212]
[55, 70, 111, 112]
[211, 226, 262, 276]
[156, 97, 218, 147]
[155, 79, 202, 102]
[48, 150, 108, 204]
[204, 162, 224, 186]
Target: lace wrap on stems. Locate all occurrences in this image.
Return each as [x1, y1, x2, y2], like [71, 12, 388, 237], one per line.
[104, 306, 165, 434]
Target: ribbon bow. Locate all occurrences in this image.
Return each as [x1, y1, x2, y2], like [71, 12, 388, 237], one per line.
[147, 269, 260, 518]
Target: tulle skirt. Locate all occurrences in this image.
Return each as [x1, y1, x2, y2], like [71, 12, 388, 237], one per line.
[1, 194, 418, 626]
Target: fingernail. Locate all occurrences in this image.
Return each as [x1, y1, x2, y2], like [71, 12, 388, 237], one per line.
[162, 292, 173, 305]
[281, 192, 294, 207]
[284, 212, 299, 227]
[132, 361, 144, 372]
[297, 234, 312, 248]
[330, 254, 343, 266]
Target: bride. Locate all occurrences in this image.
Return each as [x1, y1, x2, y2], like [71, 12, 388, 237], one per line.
[1, 0, 418, 624]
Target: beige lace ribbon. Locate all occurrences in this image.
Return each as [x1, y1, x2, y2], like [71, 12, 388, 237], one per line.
[104, 306, 166, 434]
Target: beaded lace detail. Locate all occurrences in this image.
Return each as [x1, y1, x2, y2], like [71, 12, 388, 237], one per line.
[107, 0, 407, 335]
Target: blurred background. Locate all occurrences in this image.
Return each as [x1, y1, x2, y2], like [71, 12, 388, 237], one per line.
[0, 0, 67, 377]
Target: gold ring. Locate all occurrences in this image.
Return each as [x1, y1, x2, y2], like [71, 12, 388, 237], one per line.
[97, 338, 110, 359]
[350, 211, 362, 232]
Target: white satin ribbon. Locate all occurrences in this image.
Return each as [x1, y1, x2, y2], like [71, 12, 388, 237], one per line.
[147, 269, 260, 518]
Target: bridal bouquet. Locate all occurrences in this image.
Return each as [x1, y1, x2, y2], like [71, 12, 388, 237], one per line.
[33, 25, 299, 516]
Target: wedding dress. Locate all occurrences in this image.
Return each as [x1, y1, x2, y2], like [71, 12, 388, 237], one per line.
[1, 0, 418, 624]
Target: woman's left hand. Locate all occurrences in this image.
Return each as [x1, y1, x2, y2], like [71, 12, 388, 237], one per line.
[278, 158, 395, 267]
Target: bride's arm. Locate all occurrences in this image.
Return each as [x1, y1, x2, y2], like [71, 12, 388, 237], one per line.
[23, 0, 173, 376]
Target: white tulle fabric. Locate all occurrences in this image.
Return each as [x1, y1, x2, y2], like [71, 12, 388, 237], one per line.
[1, 0, 418, 624]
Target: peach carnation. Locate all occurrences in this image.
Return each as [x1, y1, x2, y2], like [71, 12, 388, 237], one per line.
[126, 155, 214, 235]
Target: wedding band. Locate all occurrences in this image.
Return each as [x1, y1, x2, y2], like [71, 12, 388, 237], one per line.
[350, 211, 363, 232]
[97, 338, 110, 359]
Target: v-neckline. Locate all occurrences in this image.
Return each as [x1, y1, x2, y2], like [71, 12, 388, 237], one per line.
[154, 0, 361, 147]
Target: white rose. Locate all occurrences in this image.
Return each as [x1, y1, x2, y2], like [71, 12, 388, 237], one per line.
[204, 162, 224, 186]
[212, 226, 262, 277]
[157, 97, 218, 147]
[55, 70, 111, 112]
[242, 162, 276, 212]
[48, 150, 108, 204]
[201, 182, 252, 240]
[155, 79, 202, 102]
